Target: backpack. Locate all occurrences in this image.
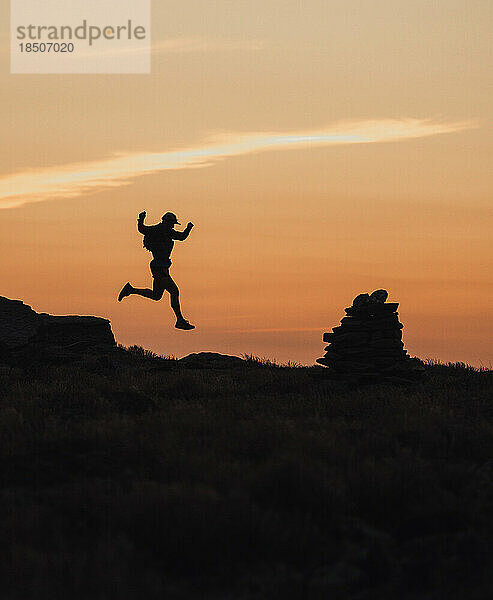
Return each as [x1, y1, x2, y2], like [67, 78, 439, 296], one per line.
[142, 226, 165, 253]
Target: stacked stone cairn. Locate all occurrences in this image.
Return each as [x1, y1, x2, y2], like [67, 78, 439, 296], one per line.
[317, 290, 424, 382]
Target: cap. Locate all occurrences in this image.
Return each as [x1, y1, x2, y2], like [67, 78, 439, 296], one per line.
[162, 212, 180, 225]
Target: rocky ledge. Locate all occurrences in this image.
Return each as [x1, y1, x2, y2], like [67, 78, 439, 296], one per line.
[0, 296, 115, 367]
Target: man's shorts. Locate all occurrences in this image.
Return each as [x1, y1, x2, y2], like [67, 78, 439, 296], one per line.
[150, 258, 172, 279]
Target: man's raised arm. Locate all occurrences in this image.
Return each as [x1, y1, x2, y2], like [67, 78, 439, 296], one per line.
[137, 211, 151, 234]
[172, 222, 194, 241]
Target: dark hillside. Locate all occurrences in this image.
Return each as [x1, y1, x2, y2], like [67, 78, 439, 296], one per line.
[0, 346, 492, 599]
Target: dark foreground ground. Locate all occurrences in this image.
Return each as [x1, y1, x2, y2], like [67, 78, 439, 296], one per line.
[0, 347, 492, 599]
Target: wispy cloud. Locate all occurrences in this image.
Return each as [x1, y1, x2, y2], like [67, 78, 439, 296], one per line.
[0, 118, 475, 209]
[70, 37, 265, 59]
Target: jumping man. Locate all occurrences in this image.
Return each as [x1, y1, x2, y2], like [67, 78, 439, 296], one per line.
[118, 211, 195, 330]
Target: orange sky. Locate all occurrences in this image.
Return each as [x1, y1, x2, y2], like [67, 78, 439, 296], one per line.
[0, 1, 491, 366]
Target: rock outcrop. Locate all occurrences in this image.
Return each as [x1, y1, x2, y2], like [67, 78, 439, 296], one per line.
[0, 296, 115, 367]
[317, 290, 424, 382]
[0, 297, 40, 349]
[178, 352, 245, 369]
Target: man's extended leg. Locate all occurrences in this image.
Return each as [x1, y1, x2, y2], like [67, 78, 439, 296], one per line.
[164, 275, 195, 330]
[164, 276, 183, 320]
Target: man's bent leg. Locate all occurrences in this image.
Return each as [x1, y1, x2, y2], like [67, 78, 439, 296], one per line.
[130, 277, 166, 301]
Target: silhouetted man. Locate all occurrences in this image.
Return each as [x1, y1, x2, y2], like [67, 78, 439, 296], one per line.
[118, 211, 195, 330]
